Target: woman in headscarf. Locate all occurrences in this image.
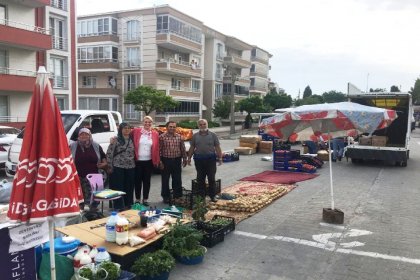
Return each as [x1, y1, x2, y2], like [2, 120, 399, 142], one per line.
[106, 123, 135, 210]
[70, 128, 107, 210]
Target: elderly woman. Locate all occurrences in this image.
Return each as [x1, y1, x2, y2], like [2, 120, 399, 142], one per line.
[132, 116, 160, 206]
[106, 123, 135, 210]
[70, 128, 107, 210]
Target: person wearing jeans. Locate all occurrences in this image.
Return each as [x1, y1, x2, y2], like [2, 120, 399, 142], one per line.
[187, 119, 223, 202]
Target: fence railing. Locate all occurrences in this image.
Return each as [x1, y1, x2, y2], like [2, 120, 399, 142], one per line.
[52, 36, 68, 51]
[0, 116, 27, 123]
[0, 18, 49, 34]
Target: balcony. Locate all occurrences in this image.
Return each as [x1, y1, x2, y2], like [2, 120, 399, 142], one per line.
[52, 36, 68, 51]
[122, 59, 141, 69]
[223, 76, 250, 87]
[0, 68, 37, 92]
[52, 76, 69, 89]
[251, 55, 269, 64]
[156, 31, 202, 54]
[250, 70, 268, 79]
[169, 86, 201, 98]
[250, 85, 267, 93]
[223, 55, 251, 69]
[155, 59, 202, 78]
[50, 0, 67, 11]
[78, 34, 119, 44]
[123, 33, 141, 43]
[79, 87, 120, 95]
[78, 59, 119, 71]
[0, 19, 51, 50]
[17, 0, 49, 7]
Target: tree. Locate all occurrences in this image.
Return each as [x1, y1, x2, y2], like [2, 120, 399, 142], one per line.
[409, 78, 420, 105]
[238, 96, 266, 129]
[212, 97, 232, 119]
[322, 90, 347, 103]
[294, 95, 323, 106]
[303, 85, 312, 98]
[390, 85, 400, 92]
[125, 85, 178, 115]
[263, 92, 293, 111]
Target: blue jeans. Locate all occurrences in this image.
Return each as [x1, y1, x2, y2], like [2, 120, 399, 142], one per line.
[304, 141, 318, 154]
[332, 138, 345, 160]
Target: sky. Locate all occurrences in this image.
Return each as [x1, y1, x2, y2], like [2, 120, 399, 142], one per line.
[77, 0, 420, 98]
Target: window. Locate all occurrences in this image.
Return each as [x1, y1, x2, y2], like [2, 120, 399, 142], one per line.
[250, 64, 256, 73]
[192, 80, 201, 92]
[50, 17, 67, 50]
[126, 20, 140, 40]
[171, 78, 181, 90]
[79, 115, 111, 134]
[216, 43, 224, 60]
[125, 74, 139, 91]
[126, 47, 140, 67]
[0, 49, 7, 73]
[250, 78, 255, 86]
[108, 76, 117, 89]
[215, 63, 223, 80]
[82, 76, 96, 88]
[77, 17, 117, 37]
[0, 96, 8, 117]
[50, 57, 67, 89]
[56, 96, 68, 110]
[124, 104, 140, 120]
[51, 0, 67, 11]
[78, 97, 117, 111]
[156, 14, 202, 43]
[0, 4, 6, 25]
[161, 101, 199, 114]
[77, 45, 118, 63]
[215, 83, 222, 99]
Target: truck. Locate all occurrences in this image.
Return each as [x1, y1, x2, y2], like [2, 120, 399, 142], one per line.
[345, 91, 412, 167]
[5, 110, 122, 177]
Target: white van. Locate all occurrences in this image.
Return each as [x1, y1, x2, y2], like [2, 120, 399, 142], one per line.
[5, 110, 122, 177]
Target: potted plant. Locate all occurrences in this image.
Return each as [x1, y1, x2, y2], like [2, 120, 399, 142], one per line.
[131, 249, 175, 280]
[162, 221, 207, 265]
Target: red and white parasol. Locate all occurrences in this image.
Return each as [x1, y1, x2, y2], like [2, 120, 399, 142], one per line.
[7, 66, 83, 279]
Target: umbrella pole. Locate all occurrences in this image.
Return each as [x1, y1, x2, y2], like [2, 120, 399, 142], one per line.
[48, 219, 56, 280]
[328, 137, 335, 210]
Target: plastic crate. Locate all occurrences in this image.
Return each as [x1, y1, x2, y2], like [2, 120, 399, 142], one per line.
[195, 221, 225, 248]
[169, 187, 194, 210]
[191, 179, 221, 195]
[211, 215, 235, 236]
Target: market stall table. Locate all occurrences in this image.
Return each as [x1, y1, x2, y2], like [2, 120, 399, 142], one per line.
[56, 210, 184, 269]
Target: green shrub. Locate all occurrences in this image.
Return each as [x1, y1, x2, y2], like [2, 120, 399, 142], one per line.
[177, 119, 220, 129]
[131, 250, 175, 277]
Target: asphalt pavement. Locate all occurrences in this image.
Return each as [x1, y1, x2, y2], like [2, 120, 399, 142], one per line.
[3, 127, 420, 279]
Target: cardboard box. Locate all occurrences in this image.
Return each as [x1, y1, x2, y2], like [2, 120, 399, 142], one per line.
[234, 147, 257, 155]
[317, 150, 330, 161]
[359, 136, 372, 146]
[259, 141, 273, 149]
[303, 145, 309, 154]
[239, 141, 258, 149]
[372, 135, 387, 146]
[258, 148, 272, 154]
[239, 135, 262, 144]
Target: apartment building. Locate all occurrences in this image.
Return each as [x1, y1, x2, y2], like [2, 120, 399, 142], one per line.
[77, 6, 204, 123]
[0, 0, 77, 127]
[202, 26, 252, 121]
[77, 5, 272, 123]
[249, 46, 272, 97]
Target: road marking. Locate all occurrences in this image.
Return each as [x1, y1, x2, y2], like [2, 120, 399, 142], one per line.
[234, 230, 420, 265]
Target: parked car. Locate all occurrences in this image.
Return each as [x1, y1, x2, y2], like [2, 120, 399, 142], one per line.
[6, 110, 121, 177]
[0, 126, 21, 168]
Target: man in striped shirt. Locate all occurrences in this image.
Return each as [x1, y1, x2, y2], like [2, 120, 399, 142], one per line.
[159, 121, 187, 204]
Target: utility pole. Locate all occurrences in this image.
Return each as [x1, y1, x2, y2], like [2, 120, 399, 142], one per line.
[230, 71, 236, 135]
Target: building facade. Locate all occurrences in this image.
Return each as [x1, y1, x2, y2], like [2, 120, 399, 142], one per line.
[77, 5, 273, 124]
[249, 46, 272, 97]
[0, 0, 77, 127]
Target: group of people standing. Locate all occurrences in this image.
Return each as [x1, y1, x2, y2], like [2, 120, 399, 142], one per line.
[72, 117, 222, 211]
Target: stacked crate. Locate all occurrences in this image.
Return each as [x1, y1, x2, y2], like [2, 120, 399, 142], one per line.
[234, 135, 261, 155]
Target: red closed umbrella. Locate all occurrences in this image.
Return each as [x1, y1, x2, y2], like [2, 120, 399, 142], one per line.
[7, 67, 83, 279]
